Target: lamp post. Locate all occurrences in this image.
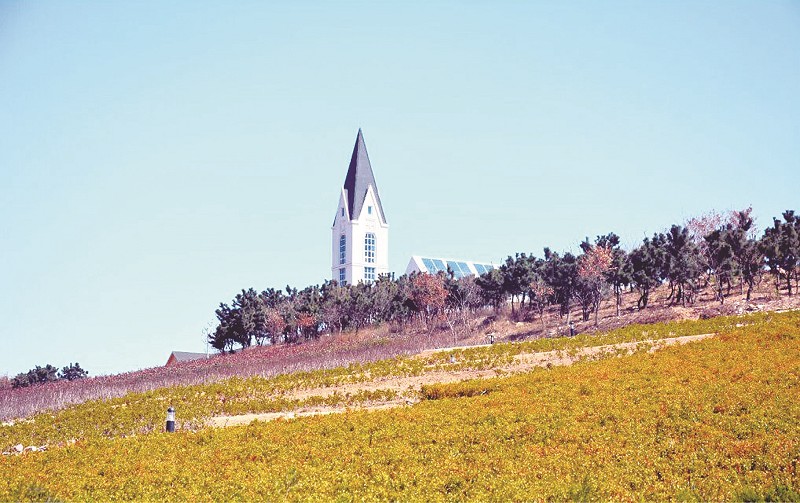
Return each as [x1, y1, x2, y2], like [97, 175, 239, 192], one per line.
[166, 406, 175, 433]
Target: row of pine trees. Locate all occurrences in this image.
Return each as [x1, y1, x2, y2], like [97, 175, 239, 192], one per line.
[210, 208, 799, 351]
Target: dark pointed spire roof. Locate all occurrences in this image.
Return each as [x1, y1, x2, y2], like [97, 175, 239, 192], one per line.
[343, 129, 386, 222]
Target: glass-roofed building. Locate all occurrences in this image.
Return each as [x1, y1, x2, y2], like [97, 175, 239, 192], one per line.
[329, 130, 495, 284]
[405, 256, 498, 279]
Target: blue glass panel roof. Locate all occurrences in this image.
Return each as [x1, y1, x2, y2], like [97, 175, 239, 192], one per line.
[413, 257, 497, 278]
[445, 261, 462, 278]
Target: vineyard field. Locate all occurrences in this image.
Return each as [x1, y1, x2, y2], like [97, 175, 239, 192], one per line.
[1, 311, 799, 501]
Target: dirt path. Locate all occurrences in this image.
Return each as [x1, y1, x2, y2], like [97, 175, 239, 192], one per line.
[208, 333, 713, 428]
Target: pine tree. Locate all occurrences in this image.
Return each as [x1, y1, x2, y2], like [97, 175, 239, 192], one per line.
[58, 362, 88, 381]
[629, 236, 664, 309]
[761, 210, 799, 296]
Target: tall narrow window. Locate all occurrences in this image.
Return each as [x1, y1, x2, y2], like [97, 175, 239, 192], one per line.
[365, 233, 376, 263]
[365, 267, 375, 282]
[339, 235, 346, 265]
[341, 207, 344, 217]
[339, 268, 346, 284]
[368, 206, 372, 215]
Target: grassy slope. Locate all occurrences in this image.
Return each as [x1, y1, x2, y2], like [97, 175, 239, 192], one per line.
[3, 282, 796, 424]
[0, 311, 768, 450]
[1, 311, 799, 501]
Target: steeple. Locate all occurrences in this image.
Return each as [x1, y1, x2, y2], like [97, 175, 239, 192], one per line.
[343, 129, 387, 223]
[332, 129, 390, 284]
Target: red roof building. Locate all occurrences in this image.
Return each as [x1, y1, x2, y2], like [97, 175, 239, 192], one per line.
[165, 351, 208, 366]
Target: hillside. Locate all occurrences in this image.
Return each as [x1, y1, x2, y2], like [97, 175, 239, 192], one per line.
[2, 282, 798, 423]
[1, 309, 799, 500]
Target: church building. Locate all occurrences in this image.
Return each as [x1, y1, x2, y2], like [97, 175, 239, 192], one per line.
[331, 129, 389, 284]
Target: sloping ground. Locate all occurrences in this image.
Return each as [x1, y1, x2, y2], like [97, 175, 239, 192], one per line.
[0, 323, 468, 422]
[1, 311, 798, 501]
[2, 284, 797, 423]
[208, 333, 714, 427]
[0, 311, 758, 452]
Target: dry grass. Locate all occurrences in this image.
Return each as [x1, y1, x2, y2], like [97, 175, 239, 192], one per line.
[2, 281, 798, 423]
[0, 320, 484, 422]
[487, 281, 800, 343]
[206, 333, 715, 427]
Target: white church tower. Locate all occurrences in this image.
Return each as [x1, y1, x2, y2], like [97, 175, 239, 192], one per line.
[331, 129, 389, 284]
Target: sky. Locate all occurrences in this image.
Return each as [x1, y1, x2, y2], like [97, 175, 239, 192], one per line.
[1, 1, 798, 377]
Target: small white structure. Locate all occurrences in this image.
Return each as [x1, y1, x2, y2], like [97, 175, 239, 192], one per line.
[331, 130, 389, 284]
[406, 256, 498, 279]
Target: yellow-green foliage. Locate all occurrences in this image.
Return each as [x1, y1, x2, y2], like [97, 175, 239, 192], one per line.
[420, 380, 502, 400]
[1, 312, 799, 501]
[0, 311, 759, 451]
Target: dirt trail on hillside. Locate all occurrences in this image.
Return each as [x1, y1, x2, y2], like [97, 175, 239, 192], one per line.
[208, 333, 713, 428]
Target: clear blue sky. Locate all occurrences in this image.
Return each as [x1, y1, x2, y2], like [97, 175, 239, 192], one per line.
[1, 1, 798, 377]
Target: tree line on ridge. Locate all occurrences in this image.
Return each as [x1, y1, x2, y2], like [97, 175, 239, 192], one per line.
[209, 208, 800, 352]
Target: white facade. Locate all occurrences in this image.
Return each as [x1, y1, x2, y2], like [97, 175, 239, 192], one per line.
[331, 130, 389, 284]
[332, 187, 389, 284]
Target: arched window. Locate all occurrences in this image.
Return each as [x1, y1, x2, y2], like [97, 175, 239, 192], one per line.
[339, 235, 346, 265]
[365, 233, 376, 263]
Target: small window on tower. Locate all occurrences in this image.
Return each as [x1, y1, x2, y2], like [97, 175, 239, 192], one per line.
[341, 208, 344, 217]
[368, 206, 372, 215]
